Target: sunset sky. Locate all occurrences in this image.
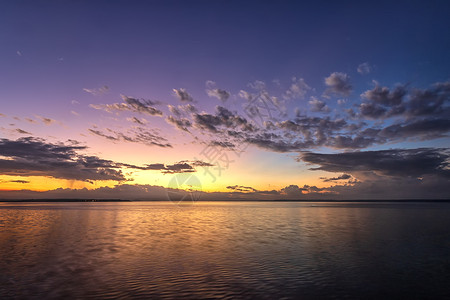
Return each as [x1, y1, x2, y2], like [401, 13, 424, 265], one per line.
[0, 0, 449, 200]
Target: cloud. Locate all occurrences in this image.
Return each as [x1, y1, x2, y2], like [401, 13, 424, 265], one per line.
[210, 140, 235, 148]
[88, 127, 172, 148]
[83, 85, 109, 96]
[248, 80, 266, 91]
[190, 160, 215, 167]
[24, 118, 36, 123]
[0, 184, 172, 200]
[0, 179, 31, 184]
[10, 180, 30, 184]
[173, 88, 194, 102]
[358, 81, 449, 119]
[324, 72, 352, 97]
[358, 82, 407, 119]
[166, 116, 192, 132]
[143, 160, 213, 174]
[15, 128, 32, 135]
[206, 81, 230, 102]
[192, 101, 448, 153]
[379, 118, 450, 140]
[280, 184, 306, 196]
[71, 111, 80, 116]
[90, 95, 163, 116]
[361, 82, 406, 107]
[283, 77, 311, 99]
[122, 95, 161, 114]
[88, 129, 118, 141]
[245, 134, 312, 152]
[308, 97, 330, 113]
[16, 50, 22, 56]
[0, 138, 214, 185]
[193, 106, 255, 133]
[36, 116, 57, 125]
[301, 148, 450, 179]
[0, 137, 128, 182]
[358, 103, 388, 119]
[357, 62, 372, 74]
[145, 162, 194, 174]
[127, 117, 147, 125]
[326, 174, 450, 200]
[1, 176, 448, 200]
[168, 104, 198, 118]
[407, 81, 450, 117]
[321, 174, 352, 182]
[226, 185, 258, 192]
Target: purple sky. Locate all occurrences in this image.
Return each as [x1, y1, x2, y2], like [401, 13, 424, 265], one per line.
[0, 0, 449, 200]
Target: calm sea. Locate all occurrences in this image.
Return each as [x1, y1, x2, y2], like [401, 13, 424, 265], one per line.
[1, 201, 449, 299]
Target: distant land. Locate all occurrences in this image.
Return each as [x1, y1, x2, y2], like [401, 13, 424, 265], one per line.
[1, 199, 449, 203]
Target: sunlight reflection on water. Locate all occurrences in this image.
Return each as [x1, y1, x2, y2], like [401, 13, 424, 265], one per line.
[1, 201, 450, 299]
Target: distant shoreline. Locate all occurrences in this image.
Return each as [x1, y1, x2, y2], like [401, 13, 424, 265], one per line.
[1, 199, 449, 203]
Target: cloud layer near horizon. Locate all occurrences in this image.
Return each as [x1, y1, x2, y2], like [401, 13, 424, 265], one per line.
[1, 75, 449, 200]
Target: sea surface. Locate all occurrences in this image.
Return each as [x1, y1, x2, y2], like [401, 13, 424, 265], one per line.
[1, 201, 450, 299]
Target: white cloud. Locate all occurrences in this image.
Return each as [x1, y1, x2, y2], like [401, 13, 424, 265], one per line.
[83, 85, 109, 96]
[357, 62, 372, 74]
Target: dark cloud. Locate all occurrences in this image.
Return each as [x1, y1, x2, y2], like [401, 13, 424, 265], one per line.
[0, 138, 213, 183]
[88, 129, 118, 141]
[193, 106, 255, 133]
[242, 116, 348, 152]
[166, 116, 192, 132]
[245, 134, 313, 152]
[190, 160, 214, 167]
[324, 72, 352, 97]
[89, 127, 172, 148]
[0, 179, 30, 184]
[127, 117, 147, 125]
[361, 83, 406, 107]
[0, 137, 127, 181]
[358, 81, 449, 119]
[407, 81, 450, 117]
[321, 174, 352, 182]
[327, 129, 384, 149]
[280, 184, 306, 196]
[379, 118, 450, 140]
[16, 129, 32, 135]
[326, 175, 450, 200]
[1, 178, 447, 200]
[208, 88, 230, 102]
[226, 185, 258, 192]
[309, 97, 330, 113]
[37, 116, 57, 125]
[123, 96, 162, 115]
[173, 88, 194, 102]
[210, 141, 235, 148]
[301, 148, 450, 179]
[358, 83, 407, 119]
[90, 95, 163, 116]
[161, 163, 194, 174]
[206, 81, 230, 102]
[144, 160, 213, 174]
[359, 102, 388, 119]
[168, 104, 198, 120]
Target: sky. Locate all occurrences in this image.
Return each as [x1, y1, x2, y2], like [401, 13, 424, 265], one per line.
[0, 0, 449, 200]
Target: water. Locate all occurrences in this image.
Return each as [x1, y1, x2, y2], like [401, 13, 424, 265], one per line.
[1, 201, 449, 299]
